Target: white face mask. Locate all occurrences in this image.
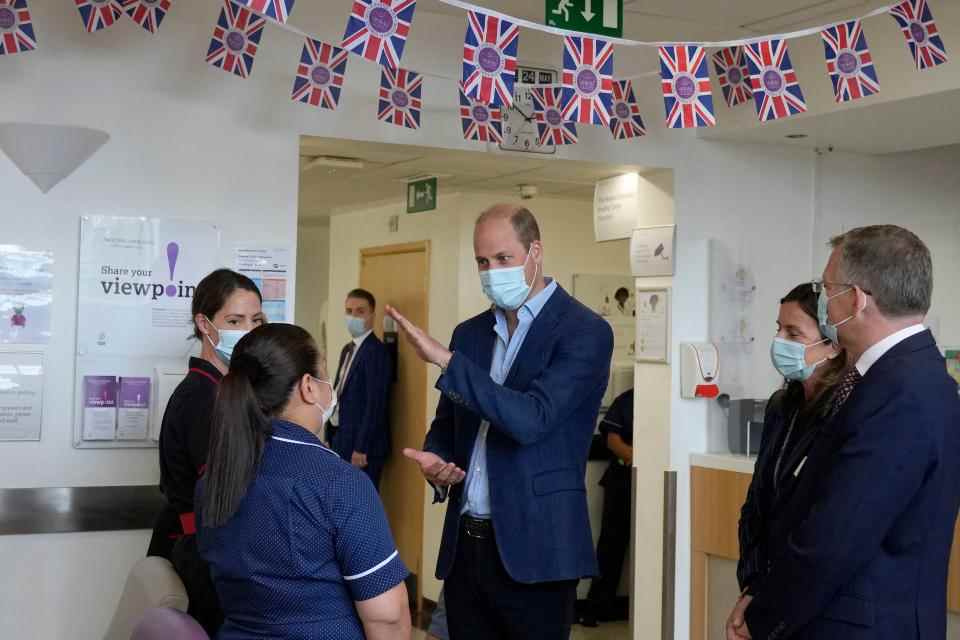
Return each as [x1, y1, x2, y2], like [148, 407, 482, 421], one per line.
[203, 315, 248, 366]
[311, 376, 337, 424]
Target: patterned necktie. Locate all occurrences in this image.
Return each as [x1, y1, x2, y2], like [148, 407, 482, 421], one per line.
[834, 367, 863, 409]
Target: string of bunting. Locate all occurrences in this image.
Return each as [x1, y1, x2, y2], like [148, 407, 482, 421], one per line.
[0, 0, 950, 140]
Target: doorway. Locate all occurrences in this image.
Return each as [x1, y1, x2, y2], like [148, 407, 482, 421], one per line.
[360, 241, 431, 609]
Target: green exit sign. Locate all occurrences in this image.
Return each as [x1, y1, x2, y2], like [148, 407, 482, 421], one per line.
[406, 177, 437, 214]
[546, 0, 622, 38]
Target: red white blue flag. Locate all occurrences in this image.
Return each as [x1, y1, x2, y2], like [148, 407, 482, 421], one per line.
[0, 1, 36, 55]
[206, 0, 265, 79]
[712, 46, 752, 108]
[342, 0, 416, 70]
[459, 86, 503, 143]
[75, 0, 122, 33]
[378, 67, 422, 129]
[821, 20, 879, 103]
[608, 80, 645, 140]
[231, 0, 294, 24]
[461, 10, 519, 109]
[532, 86, 578, 146]
[292, 38, 349, 110]
[658, 45, 715, 129]
[120, 0, 171, 34]
[743, 39, 807, 122]
[889, 0, 948, 70]
[561, 36, 614, 126]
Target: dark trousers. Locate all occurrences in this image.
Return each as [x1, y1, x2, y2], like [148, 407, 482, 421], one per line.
[445, 518, 577, 640]
[587, 463, 632, 617]
[170, 534, 224, 637]
[364, 456, 386, 490]
[146, 504, 179, 559]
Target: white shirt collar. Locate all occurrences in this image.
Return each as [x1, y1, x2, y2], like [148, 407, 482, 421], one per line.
[855, 324, 927, 376]
[353, 329, 373, 348]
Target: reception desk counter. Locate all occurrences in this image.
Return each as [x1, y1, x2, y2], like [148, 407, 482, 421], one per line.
[690, 454, 960, 640]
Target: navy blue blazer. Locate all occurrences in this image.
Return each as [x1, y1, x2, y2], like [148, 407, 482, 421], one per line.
[424, 285, 614, 584]
[745, 330, 960, 640]
[332, 334, 392, 460]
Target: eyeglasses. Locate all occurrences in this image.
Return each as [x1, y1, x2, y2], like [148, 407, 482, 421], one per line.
[810, 279, 872, 296]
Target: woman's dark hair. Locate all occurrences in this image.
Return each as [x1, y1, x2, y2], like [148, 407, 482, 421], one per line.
[202, 323, 320, 527]
[780, 282, 847, 410]
[191, 269, 262, 339]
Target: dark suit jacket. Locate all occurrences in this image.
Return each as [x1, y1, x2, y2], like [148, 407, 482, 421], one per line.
[331, 334, 392, 460]
[745, 330, 960, 640]
[424, 285, 614, 584]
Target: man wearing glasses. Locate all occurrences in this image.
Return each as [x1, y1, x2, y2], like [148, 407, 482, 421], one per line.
[728, 225, 960, 640]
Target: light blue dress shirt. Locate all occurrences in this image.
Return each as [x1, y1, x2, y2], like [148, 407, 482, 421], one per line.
[461, 278, 559, 518]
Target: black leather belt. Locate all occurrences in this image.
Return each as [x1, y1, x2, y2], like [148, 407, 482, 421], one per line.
[461, 515, 493, 540]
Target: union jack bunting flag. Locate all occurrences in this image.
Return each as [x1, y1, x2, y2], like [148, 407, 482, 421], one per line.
[561, 36, 614, 126]
[75, 0, 122, 33]
[712, 46, 752, 108]
[459, 86, 503, 143]
[743, 39, 807, 122]
[658, 45, 716, 129]
[342, 0, 416, 70]
[608, 80, 645, 140]
[461, 10, 519, 108]
[291, 38, 349, 110]
[231, 0, 294, 24]
[532, 86, 578, 146]
[0, 1, 37, 55]
[378, 66, 422, 129]
[120, 0, 171, 34]
[889, 0, 947, 70]
[821, 21, 879, 103]
[206, 0, 265, 79]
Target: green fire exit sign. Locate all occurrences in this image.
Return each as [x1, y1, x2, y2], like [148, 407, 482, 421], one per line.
[406, 177, 437, 214]
[546, 0, 623, 38]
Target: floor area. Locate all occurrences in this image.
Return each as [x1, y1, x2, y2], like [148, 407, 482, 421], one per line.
[411, 622, 631, 639]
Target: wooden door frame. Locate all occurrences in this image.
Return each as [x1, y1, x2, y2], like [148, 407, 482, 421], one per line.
[359, 239, 431, 612]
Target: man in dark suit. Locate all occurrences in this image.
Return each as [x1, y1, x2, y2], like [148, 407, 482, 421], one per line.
[386, 204, 614, 640]
[729, 225, 960, 640]
[327, 288, 392, 490]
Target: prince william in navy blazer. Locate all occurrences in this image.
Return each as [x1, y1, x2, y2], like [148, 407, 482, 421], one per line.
[387, 205, 613, 640]
[730, 226, 960, 640]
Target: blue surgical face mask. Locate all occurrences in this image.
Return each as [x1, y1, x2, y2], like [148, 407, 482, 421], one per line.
[479, 250, 539, 311]
[345, 316, 368, 338]
[770, 336, 831, 381]
[203, 316, 247, 366]
[817, 287, 854, 345]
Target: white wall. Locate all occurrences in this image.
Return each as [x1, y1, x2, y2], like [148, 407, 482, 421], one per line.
[295, 220, 331, 353]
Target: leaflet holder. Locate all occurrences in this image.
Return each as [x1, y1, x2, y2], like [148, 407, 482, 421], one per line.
[680, 342, 720, 399]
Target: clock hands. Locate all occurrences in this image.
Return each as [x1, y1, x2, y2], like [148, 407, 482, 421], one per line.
[512, 103, 534, 122]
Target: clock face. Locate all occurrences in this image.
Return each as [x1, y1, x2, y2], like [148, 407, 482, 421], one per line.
[498, 66, 557, 155]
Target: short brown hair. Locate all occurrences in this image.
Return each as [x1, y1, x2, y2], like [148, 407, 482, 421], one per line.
[475, 205, 541, 250]
[830, 225, 932, 318]
[346, 288, 376, 310]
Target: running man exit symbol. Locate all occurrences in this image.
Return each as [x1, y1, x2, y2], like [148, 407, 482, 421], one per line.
[546, 0, 622, 37]
[406, 177, 437, 214]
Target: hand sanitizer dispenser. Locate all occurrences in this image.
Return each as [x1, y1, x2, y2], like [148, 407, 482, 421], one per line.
[681, 343, 720, 399]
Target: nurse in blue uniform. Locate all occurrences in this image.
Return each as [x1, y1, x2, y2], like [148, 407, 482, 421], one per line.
[147, 269, 265, 635]
[197, 323, 411, 640]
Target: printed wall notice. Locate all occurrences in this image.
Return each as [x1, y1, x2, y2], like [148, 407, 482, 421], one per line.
[0, 246, 53, 345]
[74, 217, 220, 448]
[0, 352, 44, 441]
[77, 217, 220, 357]
[235, 248, 292, 323]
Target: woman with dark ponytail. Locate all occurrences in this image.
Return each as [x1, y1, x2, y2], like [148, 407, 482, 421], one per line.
[196, 323, 412, 640]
